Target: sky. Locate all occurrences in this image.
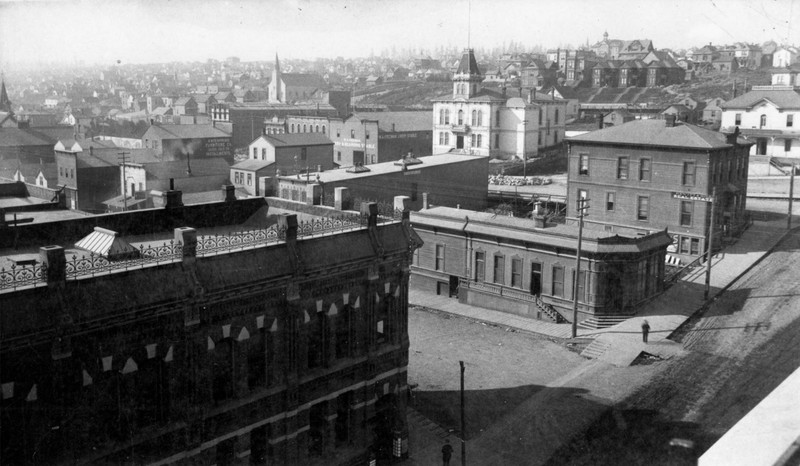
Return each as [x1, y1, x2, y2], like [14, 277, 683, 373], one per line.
[0, 0, 797, 68]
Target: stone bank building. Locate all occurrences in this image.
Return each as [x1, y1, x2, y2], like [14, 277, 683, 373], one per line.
[0, 188, 421, 465]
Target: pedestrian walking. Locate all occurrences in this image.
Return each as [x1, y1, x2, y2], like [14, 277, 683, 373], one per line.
[441, 439, 454, 466]
[641, 318, 650, 343]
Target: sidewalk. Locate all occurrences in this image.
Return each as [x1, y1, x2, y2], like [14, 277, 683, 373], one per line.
[409, 218, 794, 366]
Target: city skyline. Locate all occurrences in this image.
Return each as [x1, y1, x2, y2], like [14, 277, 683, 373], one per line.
[0, 0, 797, 69]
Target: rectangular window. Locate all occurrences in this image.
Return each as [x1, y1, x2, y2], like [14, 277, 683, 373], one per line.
[337, 151, 342, 161]
[262, 148, 266, 160]
[495, 134, 500, 149]
[475, 252, 485, 282]
[552, 266, 564, 298]
[639, 158, 651, 181]
[786, 139, 793, 152]
[606, 192, 615, 211]
[680, 200, 693, 226]
[578, 154, 589, 175]
[435, 244, 445, 271]
[247, 173, 252, 186]
[365, 129, 370, 139]
[336, 129, 341, 137]
[493, 255, 505, 285]
[788, 114, 794, 127]
[691, 238, 700, 255]
[576, 189, 587, 211]
[351, 129, 355, 138]
[301, 148, 307, 161]
[511, 258, 522, 288]
[682, 161, 696, 186]
[617, 156, 629, 180]
[572, 270, 587, 302]
[637, 196, 649, 221]
[735, 113, 742, 125]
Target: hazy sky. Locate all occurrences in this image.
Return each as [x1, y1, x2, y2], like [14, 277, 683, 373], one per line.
[0, 0, 797, 68]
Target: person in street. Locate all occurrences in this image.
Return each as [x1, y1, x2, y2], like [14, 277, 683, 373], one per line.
[441, 439, 454, 466]
[641, 318, 650, 343]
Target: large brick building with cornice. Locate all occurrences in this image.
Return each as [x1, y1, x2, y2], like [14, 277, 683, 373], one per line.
[0, 190, 421, 465]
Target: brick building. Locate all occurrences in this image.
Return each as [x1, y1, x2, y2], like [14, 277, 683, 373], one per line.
[0, 193, 420, 465]
[141, 124, 233, 162]
[410, 206, 671, 322]
[275, 152, 488, 212]
[567, 117, 752, 263]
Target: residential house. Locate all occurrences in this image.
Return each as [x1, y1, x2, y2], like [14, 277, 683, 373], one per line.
[773, 47, 799, 68]
[520, 59, 558, 89]
[720, 88, 800, 157]
[173, 96, 198, 116]
[771, 63, 800, 87]
[567, 117, 751, 263]
[602, 108, 635, 127]
[410, 206, 671, 322]
[702, 97, 726, 126]
[229, 159, 273, 196]
[193, 94, 217, 114]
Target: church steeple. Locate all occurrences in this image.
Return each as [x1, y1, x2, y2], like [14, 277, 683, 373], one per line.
[0, 76, 12, 114]
[453, 48, 482, 99]
[270, 54, 283, 103]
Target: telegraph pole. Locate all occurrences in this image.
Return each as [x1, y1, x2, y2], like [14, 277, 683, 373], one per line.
[571, 197, 588, 338]
[789, 163, 795, 230]
[118, 151, 130, 211]
[522, 119, 528, 178]
[704, 187, 717, 301]
[460, 360, 466, 466]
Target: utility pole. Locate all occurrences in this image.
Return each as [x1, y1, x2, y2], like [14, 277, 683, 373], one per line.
[522, 119, 528, 178]
[118, 151, 130, 211]
[460, 360, 466, 466]
[704, 187, 717, 301]
[789, 163, 796, 230]
[571, 196, 588, 338]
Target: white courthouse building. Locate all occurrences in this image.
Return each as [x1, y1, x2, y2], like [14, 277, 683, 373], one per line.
[432, 49, 567, 159]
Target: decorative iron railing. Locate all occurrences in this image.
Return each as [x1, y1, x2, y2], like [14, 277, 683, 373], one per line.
[196, 226, 285, 255]
[65, 241, 183, 279]
[0, 262, 47, 292]
[0, 209, 405, 290]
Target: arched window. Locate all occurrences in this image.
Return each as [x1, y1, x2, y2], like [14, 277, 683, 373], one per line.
[322, 125, 326, 134]
[477, 134, 482, 147]
[439, 132, 444, 145]
[760, 114, 767, 127]
[445, 133, 450, 145]
[471, 110, 477, 125]
[477, 110, 483, 126]
[495, 109, 500, 126]
[290, 123, 295, 132]
[439, 109, 445, 124]
[316, 125, 320, 132]
[445, 109, 450, 125]
[303, 124, 307, 132]
[555, 109, 559, 124]
[458, 110, 464, 125]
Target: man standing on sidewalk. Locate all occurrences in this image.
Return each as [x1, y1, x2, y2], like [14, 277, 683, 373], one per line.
[441, 439, 454, 466]
[641, 319, 650, 343]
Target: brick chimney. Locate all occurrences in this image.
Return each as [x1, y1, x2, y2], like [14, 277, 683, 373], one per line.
[222, 184, 236, 202]
[665, 114, 677, 127]
[726, 126, 740, 145]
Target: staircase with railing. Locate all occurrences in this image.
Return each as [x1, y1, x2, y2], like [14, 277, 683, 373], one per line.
[459, 278, 568, 323]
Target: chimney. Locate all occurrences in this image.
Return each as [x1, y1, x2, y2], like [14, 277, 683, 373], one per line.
[726, 126, 740, 145]
[222, 184, 236, 202]
[665, 114, 677, 127]
[533, 214, 547, 228]
[89, 146, 93, 156]
[598, 116, 604, 129]
[422, 192, 429, 209]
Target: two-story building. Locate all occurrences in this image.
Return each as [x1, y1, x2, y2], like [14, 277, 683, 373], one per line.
[432, 49, 567, 160]
[567, 117, 752, 263]
[720, 87, 800, 158]
[246, 132, 334, 178]
[141, 123, 233, 162]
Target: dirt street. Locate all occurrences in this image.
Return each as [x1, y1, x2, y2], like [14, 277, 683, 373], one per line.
[547, 229, 800, 465]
